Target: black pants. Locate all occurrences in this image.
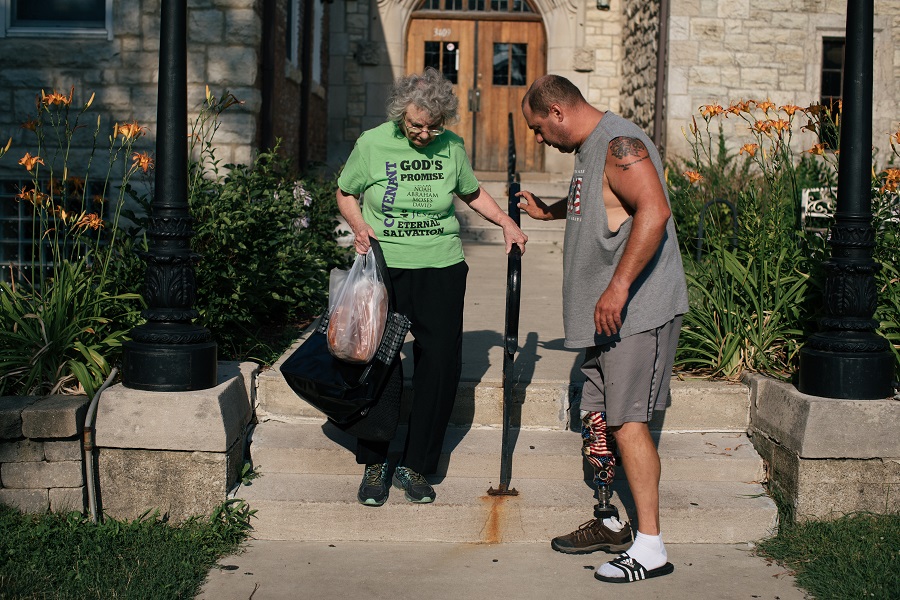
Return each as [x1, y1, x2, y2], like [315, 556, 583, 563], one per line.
[355, 260, 468, 474]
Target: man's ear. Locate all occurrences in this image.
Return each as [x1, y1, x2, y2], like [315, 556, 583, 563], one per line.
[549, 103, 564, 122]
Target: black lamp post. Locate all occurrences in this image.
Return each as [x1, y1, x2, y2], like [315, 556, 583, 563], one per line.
[797, 0, 893, 399]
[121, 0, 217, 391]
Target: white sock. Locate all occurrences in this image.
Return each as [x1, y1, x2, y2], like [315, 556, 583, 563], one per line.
[597, 531, 667, 578]
[601, 516, 625, 532]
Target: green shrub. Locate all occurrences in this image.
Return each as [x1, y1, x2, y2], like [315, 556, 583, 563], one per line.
[182, 89, 350, 362]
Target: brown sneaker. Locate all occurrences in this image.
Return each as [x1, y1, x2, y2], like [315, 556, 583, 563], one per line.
[550, 518, 634, 554]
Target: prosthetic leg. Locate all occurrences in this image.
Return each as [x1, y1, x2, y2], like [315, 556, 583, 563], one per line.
[581, 411, 620, 520]
[549, 410, 633, 553]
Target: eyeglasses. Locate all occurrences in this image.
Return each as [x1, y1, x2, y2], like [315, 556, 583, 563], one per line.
[404, 117, 445, 137]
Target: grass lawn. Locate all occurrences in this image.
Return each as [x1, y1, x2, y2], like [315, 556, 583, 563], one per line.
[757, 512, 899, 600]
[0, 500, 252, 600]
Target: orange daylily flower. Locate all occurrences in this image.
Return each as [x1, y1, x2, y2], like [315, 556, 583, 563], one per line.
[739, 143, 759, 157]
[751, 120, 773, 135]
[684, 170, 703, 185]
[18, 152, 44, 171]
[132, 151, 154, 173]
[880, 168, 900, 193]
[890, 130, 900, 146]
[41, 88, 73, 106]
[755, 99, 776, 113]
[780, 104, 802, 117]
[15, 186, 48, 206]
[805, 103, 826, 116]
[21, 118, 38, 131]
[114, 121, 147, 141]
[807, 143, 826, 155]
[726, 100, 751, 116]
[700, 104, 725, 119]
[770, 119, 791, 134]
[76, 213, 104, 231]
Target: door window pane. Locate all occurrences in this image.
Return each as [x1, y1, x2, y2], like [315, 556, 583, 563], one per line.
[424, 41, 460, 84]
[492, 43, 527, 86]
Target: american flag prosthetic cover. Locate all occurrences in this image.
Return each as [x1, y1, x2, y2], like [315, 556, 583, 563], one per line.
[582, 411, 616, 488]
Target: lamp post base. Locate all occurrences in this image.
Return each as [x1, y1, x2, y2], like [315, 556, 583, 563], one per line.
[122, 339, 217, 392]
[798, 346, 894, 399]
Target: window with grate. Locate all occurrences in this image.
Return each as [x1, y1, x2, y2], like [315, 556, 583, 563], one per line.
[0, 179, 105, 283]
[820, 38, 845, 150]
[417, 0, 533, 13]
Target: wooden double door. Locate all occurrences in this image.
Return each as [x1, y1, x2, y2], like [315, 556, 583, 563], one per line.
[406, 17, 546, 173]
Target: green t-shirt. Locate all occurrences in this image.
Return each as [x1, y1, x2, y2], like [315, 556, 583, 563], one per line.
[337, 121, 480, 269]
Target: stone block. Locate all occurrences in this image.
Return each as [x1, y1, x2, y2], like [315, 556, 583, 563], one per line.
[44, 440, 82, 462]
[0, 397, 39, 439]
[94, 366, 252, 453]
[0, 488, 48, 513]
[208, 47, 258, 86]
[225, 8, 260, 41]
[1, 460, 83, 489]
[189, 9, 225, 43]
[97, 439, 243, 522]
[749, 375, 900, 459]
[50, 487, 86, 513]
[21, 395, 89, 439]
[0, 439, 44, 463]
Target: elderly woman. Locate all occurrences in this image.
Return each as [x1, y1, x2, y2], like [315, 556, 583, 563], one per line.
[336, 67, 527, 506]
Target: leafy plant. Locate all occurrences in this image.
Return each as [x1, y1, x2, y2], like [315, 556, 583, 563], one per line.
[670, 99, 899, 381]
[0, 88, 146, 397]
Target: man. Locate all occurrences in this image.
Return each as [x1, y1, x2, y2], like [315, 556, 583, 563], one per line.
[517, 75, 688, 584]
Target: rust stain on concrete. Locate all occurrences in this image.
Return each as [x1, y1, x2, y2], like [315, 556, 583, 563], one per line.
[479, 494, 509, 544]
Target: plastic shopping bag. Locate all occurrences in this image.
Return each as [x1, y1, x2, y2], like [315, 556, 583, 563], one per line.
[326, 248, 389, 364]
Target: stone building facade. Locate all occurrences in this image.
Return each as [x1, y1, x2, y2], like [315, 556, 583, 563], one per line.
[327, 0, 899, 174]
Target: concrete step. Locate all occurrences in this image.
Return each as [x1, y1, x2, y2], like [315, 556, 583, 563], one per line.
[235, 472, 775, 544]
[249, 420, 765, 484]
[234, 419, 775, 545]
[258, 348, 751, 431]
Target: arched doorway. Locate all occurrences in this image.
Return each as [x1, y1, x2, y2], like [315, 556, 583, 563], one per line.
[405, 1, 547, 173]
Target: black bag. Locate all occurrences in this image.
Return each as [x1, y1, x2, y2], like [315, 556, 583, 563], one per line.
[279, 239, 409, 441]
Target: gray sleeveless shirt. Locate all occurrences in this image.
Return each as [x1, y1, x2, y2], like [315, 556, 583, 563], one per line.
[562, 112, 689, 348]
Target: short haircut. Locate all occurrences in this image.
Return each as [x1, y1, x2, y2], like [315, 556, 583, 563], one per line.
[523, 75, 585, 116]
[386, 67, 460, 126]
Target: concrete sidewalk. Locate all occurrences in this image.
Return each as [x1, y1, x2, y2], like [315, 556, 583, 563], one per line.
[198, 540, 806, 600]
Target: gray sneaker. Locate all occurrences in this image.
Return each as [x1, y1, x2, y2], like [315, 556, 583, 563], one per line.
[392, 466, 435, 503]
[357, 462, 390, 506]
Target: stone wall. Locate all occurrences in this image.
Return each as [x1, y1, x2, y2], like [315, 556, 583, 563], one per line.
[0, 0, 263, 179]
[620, 0, 661, 135]
[0, 396, 89, 514]
[665, 0, 900, 161]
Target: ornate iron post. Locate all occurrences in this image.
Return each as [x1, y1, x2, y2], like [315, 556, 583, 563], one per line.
[121, 0, 217, 391]
[798, 0, 893, 399]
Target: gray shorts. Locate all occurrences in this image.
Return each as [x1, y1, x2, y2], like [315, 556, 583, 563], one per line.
[579, 315, 682, 427]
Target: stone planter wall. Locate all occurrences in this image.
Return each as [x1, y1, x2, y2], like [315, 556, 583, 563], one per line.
[0, 395, 89, 513]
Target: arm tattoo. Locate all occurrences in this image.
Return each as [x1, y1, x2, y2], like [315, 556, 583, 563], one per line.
[610, 137, 647, 159]
[610, 137, 649, 171]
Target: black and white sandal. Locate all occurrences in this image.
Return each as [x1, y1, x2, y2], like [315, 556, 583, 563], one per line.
[594, 553, 674, 583]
